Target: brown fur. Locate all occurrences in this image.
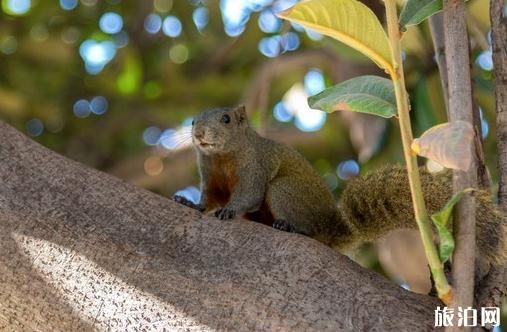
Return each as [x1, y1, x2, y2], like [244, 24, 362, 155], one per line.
[338, 165, 507, 275]
[205, 154, 239, 209]
[177, 106, 507, 285]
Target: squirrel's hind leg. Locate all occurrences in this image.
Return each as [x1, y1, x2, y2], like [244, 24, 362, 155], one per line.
[266, 177, 326, 236]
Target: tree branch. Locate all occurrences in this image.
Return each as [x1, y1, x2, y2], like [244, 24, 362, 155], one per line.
[0, 121, 441, 331]
[429, 12, 490, 190]
[443, 0, 478, 328]
[429, 13, 449, 114]
[491, 0, 507, 209]
[476, 0, 507, 313]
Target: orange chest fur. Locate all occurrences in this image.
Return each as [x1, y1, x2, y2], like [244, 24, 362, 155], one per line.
[204, 155, 274, 226]
[206, 156, 239, 204]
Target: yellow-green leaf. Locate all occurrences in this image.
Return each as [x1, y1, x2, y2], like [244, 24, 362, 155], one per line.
[430, 189, 472, 262]
[278, 0, 394, 76]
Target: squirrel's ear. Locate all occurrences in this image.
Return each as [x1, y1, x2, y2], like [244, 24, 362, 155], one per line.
[235, 104, 247, 123]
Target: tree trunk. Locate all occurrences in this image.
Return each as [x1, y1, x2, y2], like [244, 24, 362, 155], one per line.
[491, 0, 507, 209]
[443, 0, 478, 329]
[0, 121, 441, 331]
[476, 0, 507, 313]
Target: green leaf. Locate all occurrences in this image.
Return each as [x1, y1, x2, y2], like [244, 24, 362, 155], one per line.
[277, 0, 394, 76]
[399, 0, 443, 28]
[308, 75, 397, 118]
[430, 189, 472, 262]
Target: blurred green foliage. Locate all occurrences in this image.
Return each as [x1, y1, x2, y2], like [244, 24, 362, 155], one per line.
[0, 0, 497, 197]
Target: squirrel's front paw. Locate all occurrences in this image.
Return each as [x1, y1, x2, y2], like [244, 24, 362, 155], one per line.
[215, 208, 236, 220]
[273, 219, 296, 233]
[173, 195, 204, 211]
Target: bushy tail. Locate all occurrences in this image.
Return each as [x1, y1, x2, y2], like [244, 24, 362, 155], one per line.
[334, 165, 507, 272]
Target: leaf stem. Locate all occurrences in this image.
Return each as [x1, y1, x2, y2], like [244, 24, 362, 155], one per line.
[384, 0, 452, 303]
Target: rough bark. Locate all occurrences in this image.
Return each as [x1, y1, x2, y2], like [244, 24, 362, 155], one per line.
[492, 0, 507, 208]
[429, 12, 491, 189]
[0, 121, 441, 331]
[443, 0, 478, 329]
[478, 0, 507, 312]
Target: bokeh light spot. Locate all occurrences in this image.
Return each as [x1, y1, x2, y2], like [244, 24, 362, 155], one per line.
[159, 129, 178, 149]
[476, 50, 493, 71]
[144, 156, 164, 176]
[272, 0, 298, 12]
[182, 117, 193, 127]
[294, 108, 326, 132]
[220, 0, 249, 37]
[73, 99, 92, 118]
[59, 0, 77, 10]
[143, 126, 162, 146]
[99, 12, 123, 34]
[90, 96, 108, 115]
[2, 0, 30, 15]
[144, 13, 162, 34]
[246, 0, 271, 11]
[26, 118, 44, 137]
[281, 32, 300, 51]
[174, 186, 201, 204]
[336, 160, 360, 180]
[291, 22, 305, 32]
[304, 69, 326, 96]
[306, 28, 323, 41]
[162, 16, 182, 37]
[258, 35, 282, 58]
[283, 83, 326, 132]
[154, 0, 172, 13]
[169, 44, 189, 64]
[258, 9, 280, 33]
[273, 102, 293, 122]
[193, 7, 209, 31]
[480, 108, 489, 139]
[79, 39, 117, 74]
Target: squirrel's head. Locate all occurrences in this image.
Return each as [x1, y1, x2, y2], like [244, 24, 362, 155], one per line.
[191, 105, 249, 155]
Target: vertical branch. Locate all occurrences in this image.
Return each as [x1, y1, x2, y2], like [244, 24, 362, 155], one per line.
[443, 0, 478, 327]
[385, 0, 452, 303]
[491, 0, 507, 209]
[429, 13, 449, 114]
[475, 0, 507, 312]
[429, 13, 490, 189]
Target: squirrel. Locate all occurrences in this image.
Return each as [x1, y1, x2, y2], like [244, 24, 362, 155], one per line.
[173, 105, 507, 282]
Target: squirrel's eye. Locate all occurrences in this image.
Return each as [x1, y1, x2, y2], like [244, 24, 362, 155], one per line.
[191, 120, 194, 126]
[221, 114, 231, 124]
